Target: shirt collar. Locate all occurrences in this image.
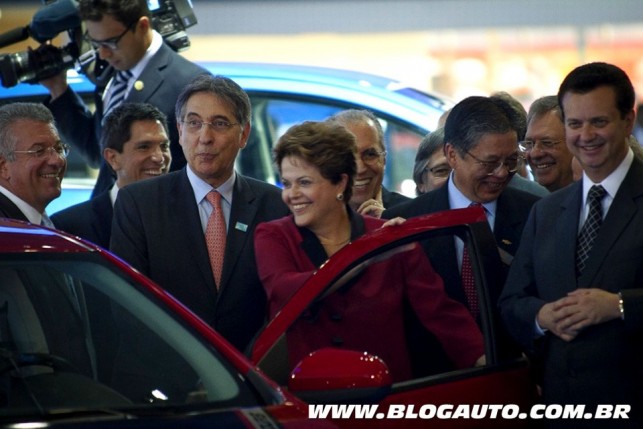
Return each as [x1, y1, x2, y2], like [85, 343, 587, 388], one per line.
[109, 183, 120, 207]
[581, 147, 633, 203]
[186, 166, 236, 205]
[0, 185, 47, 224]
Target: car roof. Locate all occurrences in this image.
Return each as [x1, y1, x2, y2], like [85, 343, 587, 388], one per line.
[209, 62, 449, 131]
[0, 217, 95, 253]
[0, 61, 451, 130]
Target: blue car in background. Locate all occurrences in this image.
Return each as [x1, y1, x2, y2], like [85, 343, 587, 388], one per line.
[0, 62, 451, 213]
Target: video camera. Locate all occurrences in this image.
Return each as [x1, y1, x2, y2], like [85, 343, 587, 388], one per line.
[0, 0, 197, 88]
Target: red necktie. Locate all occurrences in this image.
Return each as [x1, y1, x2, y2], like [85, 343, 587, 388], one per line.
[461, 202, 481, 317]
[205, 191, 226, 288]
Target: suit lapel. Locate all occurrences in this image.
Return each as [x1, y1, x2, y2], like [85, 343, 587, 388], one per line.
[422, 185, 464, 302]
[0, 193, 29, 221]
[90, 192, 114, 248]
[494, 191, 525, 255]
[126, 45, 170, 103]
[219, 176, 257, 291]
[579, 159, 643, 286]
[557, 182, 583, 293]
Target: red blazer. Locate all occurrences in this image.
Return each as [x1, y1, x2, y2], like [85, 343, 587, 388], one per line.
[254, 212, 484, 381]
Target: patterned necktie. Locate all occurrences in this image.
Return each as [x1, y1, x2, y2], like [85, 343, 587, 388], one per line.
[40, 213, 55, 228]
[205, 191, 227, 288]
[461, 202, 482, 318]
[576, 185, 607, 275]
[103, 70, 132, 118]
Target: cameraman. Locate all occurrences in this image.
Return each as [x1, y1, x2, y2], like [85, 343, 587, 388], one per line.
[41, 0, 208, 196]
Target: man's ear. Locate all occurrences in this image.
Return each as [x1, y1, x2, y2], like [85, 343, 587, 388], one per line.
[445, 143, 458, 169]
[0, 156, 9, 180]
[103, 148, 120, 172]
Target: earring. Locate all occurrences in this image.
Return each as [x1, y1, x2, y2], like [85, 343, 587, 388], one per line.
[336, 193, 344, 201]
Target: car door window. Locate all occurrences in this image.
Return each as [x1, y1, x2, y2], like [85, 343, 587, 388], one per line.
[0, 255, 260, 416]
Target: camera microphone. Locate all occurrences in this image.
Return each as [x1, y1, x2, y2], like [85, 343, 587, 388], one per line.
[30, 0, 80, 43]
[0, 27, 30, 49]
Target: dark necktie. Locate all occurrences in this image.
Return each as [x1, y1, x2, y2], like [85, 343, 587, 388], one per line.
[103, 70, 132, 118]
[576, 185, 607, 274]
[461, 202, 482, 317]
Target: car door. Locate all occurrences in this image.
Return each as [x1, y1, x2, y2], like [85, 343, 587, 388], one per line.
[249, 206, 538, 428]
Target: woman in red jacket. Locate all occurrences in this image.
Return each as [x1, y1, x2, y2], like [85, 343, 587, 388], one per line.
[254, 120, 484, 382]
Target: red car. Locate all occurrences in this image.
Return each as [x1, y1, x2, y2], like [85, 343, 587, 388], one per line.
[0, 206, 537, 428]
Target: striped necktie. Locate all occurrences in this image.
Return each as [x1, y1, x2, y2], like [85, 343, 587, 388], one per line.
[103, 70, 132, 118]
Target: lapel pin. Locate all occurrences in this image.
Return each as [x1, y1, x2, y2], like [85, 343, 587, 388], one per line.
[235, 222, 248, 232]
[501, 239, 512, 245]
[134, 80, 144, 91]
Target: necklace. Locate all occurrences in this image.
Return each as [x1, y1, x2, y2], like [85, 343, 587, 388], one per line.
[319, 236, 351, 247]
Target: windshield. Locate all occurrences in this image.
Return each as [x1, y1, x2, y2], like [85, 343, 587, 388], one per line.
[0, 253, 257, 419]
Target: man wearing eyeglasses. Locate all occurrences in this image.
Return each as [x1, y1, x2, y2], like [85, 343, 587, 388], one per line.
[41, 0, 208, 198]
[521, 95, 575, 192]
[110, 75, 289, 353]
[327, 109, 410, 218]
[384, 96, 540, 315]
[0, 103, 68, 226]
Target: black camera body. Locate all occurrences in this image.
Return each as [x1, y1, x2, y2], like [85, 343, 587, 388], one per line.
[0, 0, 197, 88]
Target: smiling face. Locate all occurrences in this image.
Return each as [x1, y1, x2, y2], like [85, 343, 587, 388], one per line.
[447, 131, 518, 203]
[104, 119, 171, 188]
[0, 119, 66, 213]
[525, 110, 574, 191]
[562, 86, 634, 183]
[178, 92, 250, 187]
[280, 155, 347, 232]
[343, 121, 385, 209]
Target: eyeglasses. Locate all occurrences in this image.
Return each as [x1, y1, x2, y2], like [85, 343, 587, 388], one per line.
[181, 119, 239, 133]
[359, 148, 386, 165]
[518, 140, 562, 152]
[13, 143, 71, 159]
[85, 22, 136, 50]
[424, 164, 451, 178]
[464, 150, 522, 175]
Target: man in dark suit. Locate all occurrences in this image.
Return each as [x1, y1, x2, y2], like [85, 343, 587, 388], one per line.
[499, 63, 643, 428]
[0, 103, 94, 376]
[384, 96, 540, 312]
[0, 103, 67, 225]
[110, 75, 289, 352]
[383, 95, 539, 377]
[327, 109, 410, 218]
[41, 0, 208, 196]
[52, 102, 171, 249]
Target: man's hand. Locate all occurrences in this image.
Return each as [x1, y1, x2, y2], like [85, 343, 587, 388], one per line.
[40, 70, 69, 100]
[537, 289, 621, 342]
[555, 288, 621, 332]
[356, 198, 385, 218]
[537, 300, 578, 342]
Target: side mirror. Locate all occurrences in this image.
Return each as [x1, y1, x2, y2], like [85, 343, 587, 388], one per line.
[288, 348, 392, 404]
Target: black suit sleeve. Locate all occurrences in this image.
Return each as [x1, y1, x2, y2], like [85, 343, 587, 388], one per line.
[110, 187, 150, 276]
